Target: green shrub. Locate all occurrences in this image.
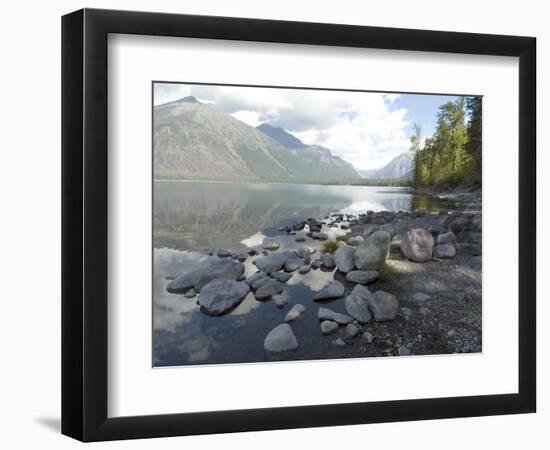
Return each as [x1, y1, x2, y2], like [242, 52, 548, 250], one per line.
[322, 240, 338, 254]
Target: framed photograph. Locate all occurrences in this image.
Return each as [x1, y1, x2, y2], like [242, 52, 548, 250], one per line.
[62, 8, 536, 441]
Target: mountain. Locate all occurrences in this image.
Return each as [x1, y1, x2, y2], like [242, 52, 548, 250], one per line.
[256, 123, 305, 149]
[255, 124, 360, 180]
[361, 152, 414, 179]
[154, 98, 361, 183]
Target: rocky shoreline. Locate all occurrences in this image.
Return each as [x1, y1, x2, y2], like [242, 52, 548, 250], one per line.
[164, 192, 482, 359]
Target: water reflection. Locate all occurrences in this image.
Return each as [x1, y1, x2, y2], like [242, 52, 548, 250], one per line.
[154, 181, 416, 251]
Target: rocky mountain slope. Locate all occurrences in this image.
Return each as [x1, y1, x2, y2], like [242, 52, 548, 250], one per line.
[154, 97, 360, 183]
[361, 152, 414, 180]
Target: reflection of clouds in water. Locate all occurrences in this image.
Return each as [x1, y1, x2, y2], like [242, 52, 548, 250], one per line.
[241, 231, 266, 247]
[288, 266, 335, 291]
[153, 248, 211, 332]
[230, 292, 261, 315]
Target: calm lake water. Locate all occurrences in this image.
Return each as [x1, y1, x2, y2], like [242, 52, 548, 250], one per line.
[153, 180, 450, 367]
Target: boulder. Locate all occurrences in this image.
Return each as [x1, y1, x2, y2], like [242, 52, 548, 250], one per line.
[320, 253, 336, 269]
[270, 271, 293, 282]
[254, 252, 289, 273]
[346, 270, 378, 285]
[347, 235, 364, 246]
[437, 231, 456, 246]
[264, 324, 298, 353]
[262, 238, 280, 250]
[433, 243, 456, 259]
[198, 279, 250, 315]
[350, 284, 373, 301]
[345, 323, 360, 337]
[216, 248, 231, 258]
[255, 280, 284, 300]
[285, 304, 306, 322]
[295, 247, 311, 264]
[284, 255, 305, 272]
[311, 259, 322, 270]
[318, 307, 353, 324]
[345, 293, 372, 323]
[368, 290, 399, 322]
[362, 224, 380, 238]
[334, 245, 356, 273]
[311, 232, 328, 241]
[193, 259, 246, 292]
[298, 265, 311, 274]
[320, 320, 339, 335]
[354, 230, 391, 270]
[313, 281, 345, 301]
[400, 228, 434, 262]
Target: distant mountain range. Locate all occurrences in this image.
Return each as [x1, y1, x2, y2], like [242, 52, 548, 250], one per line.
[359, 152, 414, 180]
[154, 97, 360, 183]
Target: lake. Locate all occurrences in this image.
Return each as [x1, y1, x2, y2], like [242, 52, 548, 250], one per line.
[153, 180, 448, 251]
[153, 180, 451, 367]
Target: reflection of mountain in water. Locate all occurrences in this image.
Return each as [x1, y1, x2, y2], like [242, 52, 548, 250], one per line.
[154, 181, 414, 251]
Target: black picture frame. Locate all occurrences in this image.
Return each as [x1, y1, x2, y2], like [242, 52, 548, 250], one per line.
[61, 8, 536, 442]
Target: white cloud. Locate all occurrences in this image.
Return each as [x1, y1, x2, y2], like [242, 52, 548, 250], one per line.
[155, 83, 412, 170]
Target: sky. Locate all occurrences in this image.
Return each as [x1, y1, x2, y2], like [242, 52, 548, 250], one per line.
[154, 83, 460, 171]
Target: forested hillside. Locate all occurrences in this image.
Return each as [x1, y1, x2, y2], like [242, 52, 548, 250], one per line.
[412, 97, 482, 189]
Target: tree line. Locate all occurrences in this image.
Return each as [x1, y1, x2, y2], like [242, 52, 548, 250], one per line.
[412, 96, 482, 189]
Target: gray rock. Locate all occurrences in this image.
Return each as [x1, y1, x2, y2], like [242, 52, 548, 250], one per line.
[295, 235, 306, 242]
[419, 306, 431, 315]
[368, 290, 399, 322]
[311, 259, 323, 270]
[333, 338, 347, 346]
[334, 245, 356, 273]
[345, 294, 372, 323]
[264, 324, 298, 353]
[320, 253, 336, 269]
[320, 320, 339, 335]
[345, 323, 360, 337]
[354, 230, 391, 270]
[216, 248, 231, 258]
[362, 224, 380, 238]
[312, 232, 329, 240]
[318, 307, 353, 324]
[412, 292, 431, 302]
[194, 259, 246, 292]
[183, 288, 196, 298]
[450, 216, 470, 234]
[433, 243, 456, 259]
[166, 271, 201, 293]
[361, 331, 374, 343]
[295, 247, 311, 264]
[437, 231, 457, 246]
[198, 279, 250, 315]
[254, 252, 289, 273]
[255, 280, 284, 300]
[400, 307, 413, 320]
[284, 255, 305, 272]
[262, 239, 280, 250]
[400, 228, 434, 262]
[346, 270, 378, 285]
[347, 235, 364, 246]
[285, 304, 306, 322]
[398, 346, 412, 356]
[298, 265, 311, 274]
[273, 293, 289, 308]
[270, 271, 293, 282]
[351, 284, 373, 301]
[246, 271, 268, 287]
[313, 281, 345, 301]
